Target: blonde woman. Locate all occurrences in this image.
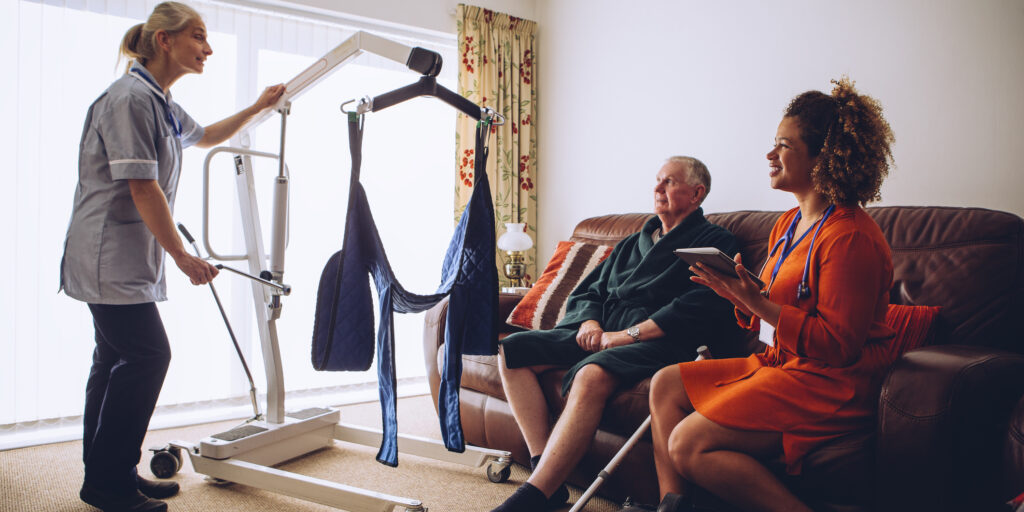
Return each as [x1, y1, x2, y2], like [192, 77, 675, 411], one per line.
[59, 3, 283, 511]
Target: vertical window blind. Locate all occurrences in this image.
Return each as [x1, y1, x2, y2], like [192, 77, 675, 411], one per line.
[1, 0, 458, 448]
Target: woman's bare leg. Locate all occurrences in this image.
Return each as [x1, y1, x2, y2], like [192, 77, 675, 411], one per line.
[649, 365, 694, 499]
[669, 412, 812, 512]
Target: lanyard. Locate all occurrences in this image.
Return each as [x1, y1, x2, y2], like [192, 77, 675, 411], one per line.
[129, 67, 183, 138]
[761, 205, 835, 300]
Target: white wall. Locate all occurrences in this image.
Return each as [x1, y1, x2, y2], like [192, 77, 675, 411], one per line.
[277, 0, 1023, 263]
[534, 0, 1024, 261]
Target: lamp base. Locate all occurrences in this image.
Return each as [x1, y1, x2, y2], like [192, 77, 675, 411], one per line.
[503, 251, 527, 288]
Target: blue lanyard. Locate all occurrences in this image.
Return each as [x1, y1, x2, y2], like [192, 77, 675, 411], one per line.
[764, 205, 835, 300]
[129, 67, 183, 138]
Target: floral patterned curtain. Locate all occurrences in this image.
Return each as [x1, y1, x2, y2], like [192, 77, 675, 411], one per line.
[456, 4, 538, 287]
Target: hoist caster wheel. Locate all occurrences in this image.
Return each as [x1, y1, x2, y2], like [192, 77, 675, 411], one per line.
[171, 446, 183, 470]
[486, 462, 511, 483]
[149, 450, 180, 479]
[204, 476, 232, 486]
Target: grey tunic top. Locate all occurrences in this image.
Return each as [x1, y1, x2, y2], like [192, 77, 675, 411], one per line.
[60, 63, 203, 305]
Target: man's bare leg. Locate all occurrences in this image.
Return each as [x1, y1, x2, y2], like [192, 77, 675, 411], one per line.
[526, 364, 618, 496]
[497, 346, 558, 457]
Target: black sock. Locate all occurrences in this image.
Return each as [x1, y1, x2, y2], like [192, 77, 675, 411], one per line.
[548, 483, 569, 506]
[491, 483, 548, 512]
[528, 455, 569, 507]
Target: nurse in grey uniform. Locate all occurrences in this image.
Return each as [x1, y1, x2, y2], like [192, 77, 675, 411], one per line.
[59, 3, 284, 511]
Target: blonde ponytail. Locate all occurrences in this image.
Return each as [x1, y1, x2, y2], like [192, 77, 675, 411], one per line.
[116, 2, 201, 72]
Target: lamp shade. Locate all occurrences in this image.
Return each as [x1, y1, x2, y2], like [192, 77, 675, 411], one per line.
[497, 223, 533, 251]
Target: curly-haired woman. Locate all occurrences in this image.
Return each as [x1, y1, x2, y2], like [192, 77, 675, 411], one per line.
[644, 77, 896, 512]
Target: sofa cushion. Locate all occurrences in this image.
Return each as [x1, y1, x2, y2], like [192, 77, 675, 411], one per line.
[865, 207, 1023, 352]
[506, 240, 613, 330]
[569, 213, 652, 245]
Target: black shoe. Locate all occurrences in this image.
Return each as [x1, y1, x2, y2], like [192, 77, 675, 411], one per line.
[657, 493, 692, 512]
[136, 475, 179, 499]
[80, 483, 168, 512]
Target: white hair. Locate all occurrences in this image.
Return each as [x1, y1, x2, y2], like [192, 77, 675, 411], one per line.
[666, 155, 710, 202]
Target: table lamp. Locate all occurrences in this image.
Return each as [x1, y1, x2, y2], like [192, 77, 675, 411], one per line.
[497, 223, 533, 289]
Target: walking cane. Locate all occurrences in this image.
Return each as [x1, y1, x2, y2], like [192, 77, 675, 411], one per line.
[567, 345, 712, 512]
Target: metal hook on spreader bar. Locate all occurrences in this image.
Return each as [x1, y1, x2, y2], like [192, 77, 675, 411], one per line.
[340, 96, 373, 115]
[215, 264, 292, 296]
[482, 107, 505, 126]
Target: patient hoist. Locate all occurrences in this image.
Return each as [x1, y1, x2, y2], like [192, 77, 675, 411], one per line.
[152, 31, 512, 512]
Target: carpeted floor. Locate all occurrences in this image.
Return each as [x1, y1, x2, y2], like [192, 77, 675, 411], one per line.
[0, 394, 620, 512]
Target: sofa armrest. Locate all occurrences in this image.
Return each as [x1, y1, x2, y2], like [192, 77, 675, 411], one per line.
[422, 295, 450, 409]
[497, 293, 527, 330]
[876, 344, 1024, 512]
[422, 293, 525, 408]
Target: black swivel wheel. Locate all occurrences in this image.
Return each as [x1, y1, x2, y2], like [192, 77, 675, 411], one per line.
[149, 445, 183, 479]
[486, 461, 511, 483]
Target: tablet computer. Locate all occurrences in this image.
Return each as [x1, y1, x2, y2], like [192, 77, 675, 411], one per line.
[674, 247, 765, 288]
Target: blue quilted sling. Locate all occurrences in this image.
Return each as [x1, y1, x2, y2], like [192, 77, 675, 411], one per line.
[311, 112, 498, 466]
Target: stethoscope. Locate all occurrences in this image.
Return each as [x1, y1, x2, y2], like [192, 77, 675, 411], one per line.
[758, 204, 835, 301]
[129, 66, 183, 138]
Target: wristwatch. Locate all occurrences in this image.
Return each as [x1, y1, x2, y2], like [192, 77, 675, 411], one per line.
[627, 325, 641, 343]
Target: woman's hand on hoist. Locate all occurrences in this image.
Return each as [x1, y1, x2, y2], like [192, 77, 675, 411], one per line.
[173, 252, 219, 285]
[254, 84, 286, 111]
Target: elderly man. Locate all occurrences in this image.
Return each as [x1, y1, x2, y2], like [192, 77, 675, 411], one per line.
[491, 156, 743, 511]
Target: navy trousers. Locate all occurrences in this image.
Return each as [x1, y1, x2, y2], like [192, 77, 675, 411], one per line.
[312, 114, 498, 466]
[83, 303, 171, 492]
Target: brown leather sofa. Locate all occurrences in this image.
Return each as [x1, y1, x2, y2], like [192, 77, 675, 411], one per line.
[422, 206, 1024, 511]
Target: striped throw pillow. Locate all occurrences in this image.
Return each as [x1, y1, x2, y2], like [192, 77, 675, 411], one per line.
[506, 241, 614, 331]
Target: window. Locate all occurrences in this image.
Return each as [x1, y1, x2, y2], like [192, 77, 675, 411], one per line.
[1, 0, 457, 447]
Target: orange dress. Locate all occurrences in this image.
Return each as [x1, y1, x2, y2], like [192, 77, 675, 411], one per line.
[679, 205, 895, 474]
